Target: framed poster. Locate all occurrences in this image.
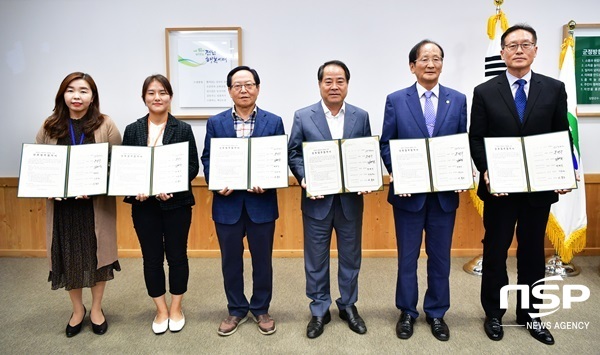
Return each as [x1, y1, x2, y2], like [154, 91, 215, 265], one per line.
[563, 23, 600, 116]
[165, 27, 242, 119]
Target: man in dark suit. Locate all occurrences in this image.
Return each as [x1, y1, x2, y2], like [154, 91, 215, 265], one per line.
[288, 60, 371, 338]
[202, 66, 285, 336]
[380, 40, 467, 342]
[469, 24, 572, 345]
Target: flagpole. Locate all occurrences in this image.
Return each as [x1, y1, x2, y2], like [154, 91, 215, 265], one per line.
[545, 20, 583, 278]
[463, 0, 508, 276]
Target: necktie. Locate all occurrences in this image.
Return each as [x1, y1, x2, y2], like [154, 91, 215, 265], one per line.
[515, 79, 527, 122]
[424, 91, 436, 137]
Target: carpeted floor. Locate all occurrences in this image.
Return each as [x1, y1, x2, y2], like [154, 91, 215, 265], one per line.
[0, 256, 598, 354]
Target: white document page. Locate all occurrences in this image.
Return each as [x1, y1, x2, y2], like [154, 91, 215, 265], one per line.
[524, 131, 576, 192]
[484, 137, 528, 193]
[208, 138, 249, 190]
[389, 139, 431, 194]
[303, 140, 343, 197]
[18, 144, 68, 198]
[66, 143, 109, 197]
[249, 135, 289, 189]
[108, 145, 152, 196]
[341, 136, 383, 193]
[429, 133, 474, 192]
[152, 141, 189, 194]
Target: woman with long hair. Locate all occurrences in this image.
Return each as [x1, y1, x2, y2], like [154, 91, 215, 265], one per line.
[122, 74, 199, 334]
[36, 72, 122, 337]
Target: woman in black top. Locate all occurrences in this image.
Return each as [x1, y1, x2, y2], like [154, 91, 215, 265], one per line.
[122, 74, 199, 334]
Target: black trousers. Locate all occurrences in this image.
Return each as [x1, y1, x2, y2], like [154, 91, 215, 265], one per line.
[480, 194, 550, 319]
[132, 199, 191, 298]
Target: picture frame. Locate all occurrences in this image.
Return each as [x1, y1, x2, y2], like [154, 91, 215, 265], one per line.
[165, 27, 242, 119]
[563, 23, 600, 117]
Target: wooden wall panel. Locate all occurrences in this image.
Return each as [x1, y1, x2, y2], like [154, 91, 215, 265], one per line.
[0, 179, 46, 256]
[582, 175, 600, 253]
[1, 176, 598, 258]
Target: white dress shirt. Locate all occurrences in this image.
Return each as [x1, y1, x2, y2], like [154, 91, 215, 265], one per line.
[321, 100, 345, 140]
[415, 82, 440, 116]
[506, 70, 532, 99]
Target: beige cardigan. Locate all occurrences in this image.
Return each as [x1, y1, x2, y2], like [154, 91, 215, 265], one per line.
[36, 116, 122, 270]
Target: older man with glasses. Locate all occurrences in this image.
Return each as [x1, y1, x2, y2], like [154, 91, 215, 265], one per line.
[380, 39, 467, 342]
[202, 65, 285, 337]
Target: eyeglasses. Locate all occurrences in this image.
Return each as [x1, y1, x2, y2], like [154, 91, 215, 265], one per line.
[231, 83, 256, 91]
[503, 42, 536, 52]
[414, 57, 443, 66]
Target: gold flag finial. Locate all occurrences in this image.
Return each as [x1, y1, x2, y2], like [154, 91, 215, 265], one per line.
[488, 1, 509, 39]
[494, 0, 504, 14]
[559, 20, 576, 69]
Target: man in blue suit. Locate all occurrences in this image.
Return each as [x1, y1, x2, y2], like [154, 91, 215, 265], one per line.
[380, 40, 467, 342]
[202, 66, 284, 336]
[288, 60, 372, 339]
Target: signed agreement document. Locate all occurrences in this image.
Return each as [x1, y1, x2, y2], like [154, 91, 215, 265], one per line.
[389, 133, 474, 194]
[341, 136, 383, 193]
[208, 135, 288, 191]
[108, 141, 189, 196]
[485, 131, 576, 193]
[18, 142, 109, 198]
[303, 136, 383, 197]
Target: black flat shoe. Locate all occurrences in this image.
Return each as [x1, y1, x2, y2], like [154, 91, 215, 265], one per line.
[91, 309, 108, 335]
[66, 306, 86, 337]
[396, 311, 415, 339]
[484, 317, 503, 341]
[339, 305, 367, 334]
[426, 317, 450, 341]
[517, 316, 554, 345]
[307, 310, 331, 339]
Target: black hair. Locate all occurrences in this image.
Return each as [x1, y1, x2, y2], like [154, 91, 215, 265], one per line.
[317, 60, 350, 82]
[226, 66, 260, 87]
[141, 74, 173, 100]
[408, 39, 444, 64]
[501, 24, 537, 47]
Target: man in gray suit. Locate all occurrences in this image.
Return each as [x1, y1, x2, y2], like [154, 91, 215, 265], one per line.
[288, 60, 372, 339]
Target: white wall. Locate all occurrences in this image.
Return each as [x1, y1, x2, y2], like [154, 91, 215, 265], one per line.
[1, 0, 599, 176]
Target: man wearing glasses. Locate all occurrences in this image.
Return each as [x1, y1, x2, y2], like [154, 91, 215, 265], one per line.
[288, 60, 372, 339]
[380, 40, 467, 342]
[469, 24, 571, 345]
[202, 66, 285, 336]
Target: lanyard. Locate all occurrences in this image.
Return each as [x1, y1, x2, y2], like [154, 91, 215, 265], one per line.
[69, 121, 85, 145]
[147, 118, 167, 147]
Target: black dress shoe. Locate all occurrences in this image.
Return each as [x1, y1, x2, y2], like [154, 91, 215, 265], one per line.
[66, 306, 86, 338]
[339, 305, 367, 334]
[517, 317, 554, 345]
[396, 311, 415, 339]
[484, 317, 504, 341]
[426, 317, 449, 341]
[307, 310, 331, 339]
[91, 309, 108, 335]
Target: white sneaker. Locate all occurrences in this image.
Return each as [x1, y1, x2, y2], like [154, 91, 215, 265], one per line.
[169, 311, 185, 332]
[152, 316, 169, 334]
